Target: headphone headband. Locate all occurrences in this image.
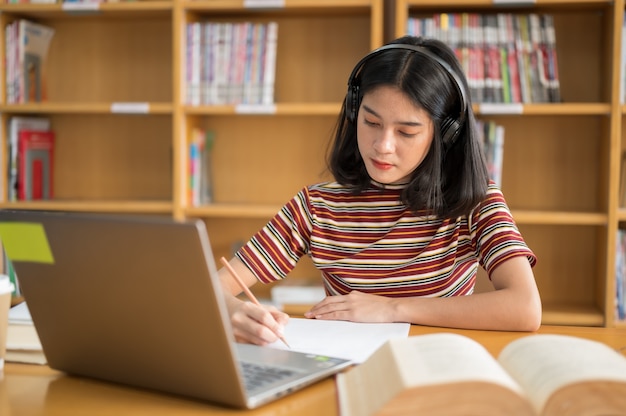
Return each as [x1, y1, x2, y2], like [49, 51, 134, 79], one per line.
[345, 43, 469, 146]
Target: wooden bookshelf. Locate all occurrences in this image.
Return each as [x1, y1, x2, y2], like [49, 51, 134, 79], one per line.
[2, 0, 626, 326]
[392, 0, 625, 327]
[0, 0, 383, 300]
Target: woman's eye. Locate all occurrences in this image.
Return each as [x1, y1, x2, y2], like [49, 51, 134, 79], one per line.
[364, 119, 379, 127]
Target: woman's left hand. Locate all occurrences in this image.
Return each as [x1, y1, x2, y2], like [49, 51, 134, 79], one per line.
[304, 291, 397, 322]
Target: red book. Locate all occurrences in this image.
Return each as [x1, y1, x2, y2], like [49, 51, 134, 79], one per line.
[17, 129, 54, 200]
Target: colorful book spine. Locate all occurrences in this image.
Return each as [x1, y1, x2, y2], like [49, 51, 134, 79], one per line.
[616, 230, 626, 321]
[477, 120, 505, 188]
[262, 22, 278, 105]
[185, 21, 278, 106]
[405, 12, 560, 104]
[188, 128, 214, 206]
[17, 129, 54, 200]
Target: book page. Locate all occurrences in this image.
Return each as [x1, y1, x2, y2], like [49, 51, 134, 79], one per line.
[267, 318, 409, 363]
[498, 334, 626, 414]
[392, 333, 525, 394]
[7, 303, 43, 352]
[8, 301, 32, 324]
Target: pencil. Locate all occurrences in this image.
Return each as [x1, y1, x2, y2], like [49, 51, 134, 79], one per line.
[220, 257, 290, 348]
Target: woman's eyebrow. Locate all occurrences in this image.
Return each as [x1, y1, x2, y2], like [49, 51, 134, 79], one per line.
[362, 104, 424, 127]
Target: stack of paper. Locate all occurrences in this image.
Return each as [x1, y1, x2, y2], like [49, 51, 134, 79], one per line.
[6, 302, 46, 365]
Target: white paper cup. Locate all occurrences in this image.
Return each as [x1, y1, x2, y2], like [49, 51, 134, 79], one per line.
[0, 276, 15, 371]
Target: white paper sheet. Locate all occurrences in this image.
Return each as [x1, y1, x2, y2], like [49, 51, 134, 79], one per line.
[268, 318, 410, 363]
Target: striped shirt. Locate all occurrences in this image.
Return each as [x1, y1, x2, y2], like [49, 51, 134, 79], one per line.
[236, 181, 536, 298]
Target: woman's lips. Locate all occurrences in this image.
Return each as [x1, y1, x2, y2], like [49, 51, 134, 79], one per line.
[372, 159, 393, 170]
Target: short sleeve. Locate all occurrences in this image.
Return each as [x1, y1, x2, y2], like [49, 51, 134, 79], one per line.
[471, 185, 537, 277]
[236, 187, 313, 283]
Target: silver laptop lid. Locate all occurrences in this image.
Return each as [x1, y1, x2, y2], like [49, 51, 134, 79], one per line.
[1, 210, 352, 409]
[0, 210, 249, 407]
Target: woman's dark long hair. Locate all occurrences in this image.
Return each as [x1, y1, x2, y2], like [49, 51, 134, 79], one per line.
[327, 35, 489, 219]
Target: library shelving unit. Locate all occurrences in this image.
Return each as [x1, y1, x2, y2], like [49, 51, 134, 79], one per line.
[179, 0, 384, 298]
[0, 2, 176, 215]
[0, 0, 384, 299]
[4, 0, 625, 327]
[391, 0, 626, 327]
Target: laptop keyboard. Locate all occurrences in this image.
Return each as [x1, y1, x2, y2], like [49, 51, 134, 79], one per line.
[241, 362, 296, 391]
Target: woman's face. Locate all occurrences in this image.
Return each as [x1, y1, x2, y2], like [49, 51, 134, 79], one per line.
[357, 85, 434, 185]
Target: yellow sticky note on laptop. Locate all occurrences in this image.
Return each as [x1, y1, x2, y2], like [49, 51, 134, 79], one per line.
[0, 222, 54, 263]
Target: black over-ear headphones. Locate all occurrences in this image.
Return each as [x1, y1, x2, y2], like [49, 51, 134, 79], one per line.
[345, 43, 469, 147]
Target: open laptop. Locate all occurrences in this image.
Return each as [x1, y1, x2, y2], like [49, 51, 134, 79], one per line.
[0, 210, 351, 409]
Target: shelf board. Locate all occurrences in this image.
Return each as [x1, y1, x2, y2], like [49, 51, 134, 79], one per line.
[541, 303, 605, 326]
[183, 0, 376, 14]
[185, 102, 612, 116]
[475, 102, 611, 116]
[402, 0, 613, 7]
[185, 102, 610, 116]
[184, 102, 342, 116]
[0, 1, 173, 18]
[0, 200, 173, 214]
[0, 102, 173, 115]
[185, 203, 281, 218]
[511, 210, 607, 225]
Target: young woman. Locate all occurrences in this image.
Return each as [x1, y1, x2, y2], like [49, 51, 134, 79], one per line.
[219, 36, 542, 345]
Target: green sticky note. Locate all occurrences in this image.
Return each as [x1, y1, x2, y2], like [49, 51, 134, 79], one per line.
[0, 222, 54, 264]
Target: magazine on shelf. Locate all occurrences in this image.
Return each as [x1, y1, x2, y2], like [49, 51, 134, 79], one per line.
[5, 19, 55, 104]
[6, 117, 51, 201]
[17, 129, 55, 201]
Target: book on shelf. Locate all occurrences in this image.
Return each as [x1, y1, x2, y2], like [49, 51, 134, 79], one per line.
[5, 19, 55, 104]
[3, 0, 57, 3]
[513, 14, 531, 104]
[540, 14, 560, 103]
[528, 14, 550, 103]
[621, 11, 626, 104]
[483, 15, 503, 103]
[337, 332, 626, 416]
[186, 21, 278, 106]
[477, 120, 505, 187]
[620, 151, 626, 208]
[497, 14, 512, 104]
[6, 301, 46, 365]
[262, 21, 278, 105]
[406, 12, 560, 104]
[6, 117, 51, 201]
[188, 128, 214, 206]
[502, 13, 522, 104]
[17, 129, 55, 201]
[616, 229, 626, 322]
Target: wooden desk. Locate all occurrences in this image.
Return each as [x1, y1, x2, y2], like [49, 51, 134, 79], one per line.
[3, 325, 626, 416]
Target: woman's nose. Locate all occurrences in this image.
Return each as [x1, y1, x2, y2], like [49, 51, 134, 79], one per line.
[374, 130, 395, 153]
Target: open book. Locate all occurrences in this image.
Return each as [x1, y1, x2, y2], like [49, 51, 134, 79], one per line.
[337, 333, 626, 416]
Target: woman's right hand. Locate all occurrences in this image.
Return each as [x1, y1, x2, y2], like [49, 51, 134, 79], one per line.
[218, 256, 290, 345]
[228, 298, 289, 345]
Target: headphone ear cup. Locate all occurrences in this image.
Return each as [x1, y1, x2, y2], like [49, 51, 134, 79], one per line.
[346, 84, 360, 122]
[441, 117, 462, 147]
